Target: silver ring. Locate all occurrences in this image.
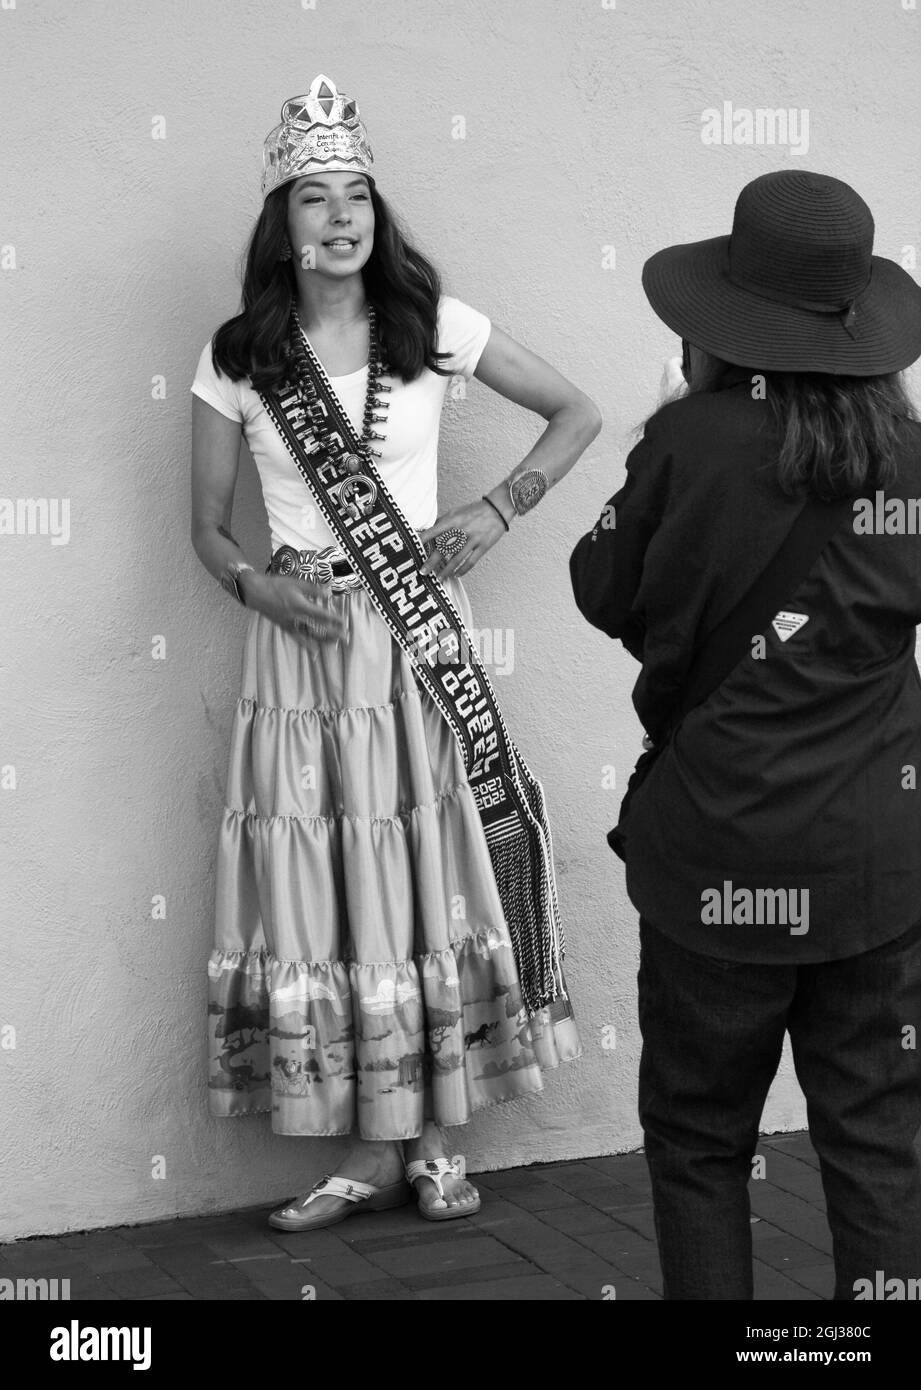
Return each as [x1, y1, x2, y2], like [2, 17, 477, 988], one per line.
[435, 527, 468, 561]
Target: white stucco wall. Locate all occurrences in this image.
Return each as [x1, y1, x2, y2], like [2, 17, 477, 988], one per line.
[3, 0, 920, 1240]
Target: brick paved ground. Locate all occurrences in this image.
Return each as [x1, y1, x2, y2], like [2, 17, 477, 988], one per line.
[1, 1131, 839, 1300]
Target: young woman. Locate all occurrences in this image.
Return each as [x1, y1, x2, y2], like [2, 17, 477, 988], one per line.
[190, 75, 599, 1230]
[570, 170, 921, 1299]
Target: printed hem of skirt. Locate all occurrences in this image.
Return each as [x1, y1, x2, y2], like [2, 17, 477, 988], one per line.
[208, 931, 580, 1131]
[209, 941, 582, 1041]
[235, 685, 421, 719]
[222, 775, 471, 828]
[209, 1073, 549, 1138]
[208, 941, 582, 1061]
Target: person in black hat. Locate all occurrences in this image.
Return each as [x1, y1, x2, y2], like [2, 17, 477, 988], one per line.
[570, 169, 921, 1300]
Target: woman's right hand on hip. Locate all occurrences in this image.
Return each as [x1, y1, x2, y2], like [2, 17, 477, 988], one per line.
[249, 573, 348, 645]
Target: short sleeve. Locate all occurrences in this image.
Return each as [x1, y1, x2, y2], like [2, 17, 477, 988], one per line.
[436, 295, 492, 380]
[190, 338, 244, 422]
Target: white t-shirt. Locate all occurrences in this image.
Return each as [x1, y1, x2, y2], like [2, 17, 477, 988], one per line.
[190, 294, 492, 553]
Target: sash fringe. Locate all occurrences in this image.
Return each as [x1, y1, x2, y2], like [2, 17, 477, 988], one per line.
[488, 825, 558, 1016]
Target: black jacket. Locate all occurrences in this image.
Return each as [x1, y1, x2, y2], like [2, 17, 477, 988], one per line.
[569, 376, 921, 961]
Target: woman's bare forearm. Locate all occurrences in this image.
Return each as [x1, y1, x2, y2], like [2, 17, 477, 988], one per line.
[191, 521, 266, 606]
[485, 396, 602, 520]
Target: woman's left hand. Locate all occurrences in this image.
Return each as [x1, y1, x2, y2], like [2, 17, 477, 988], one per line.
[417, 497, 509, 579]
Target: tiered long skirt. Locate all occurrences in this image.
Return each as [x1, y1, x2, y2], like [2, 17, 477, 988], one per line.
[207, 574, 581, 1139]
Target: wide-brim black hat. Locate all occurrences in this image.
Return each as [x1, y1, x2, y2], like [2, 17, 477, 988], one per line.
[642, 170, 921, 375]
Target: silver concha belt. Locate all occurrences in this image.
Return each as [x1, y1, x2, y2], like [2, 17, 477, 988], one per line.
[266, 544, 363, 592]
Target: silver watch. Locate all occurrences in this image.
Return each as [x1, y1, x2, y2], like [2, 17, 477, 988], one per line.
[220, 559, 255, 606]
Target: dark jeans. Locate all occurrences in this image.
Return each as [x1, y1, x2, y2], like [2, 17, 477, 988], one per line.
[637, 913, 921, 1300]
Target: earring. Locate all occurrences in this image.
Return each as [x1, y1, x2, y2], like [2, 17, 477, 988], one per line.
[278, 239, 292, 262]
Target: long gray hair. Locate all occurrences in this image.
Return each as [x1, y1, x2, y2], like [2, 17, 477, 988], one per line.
[678, 339, 918, 500]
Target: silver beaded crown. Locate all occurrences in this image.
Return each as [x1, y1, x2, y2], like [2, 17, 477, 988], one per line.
[261, 74, 375, 202]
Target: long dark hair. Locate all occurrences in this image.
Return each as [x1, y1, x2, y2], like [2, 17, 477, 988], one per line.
[667, 344, 918, 500]
[209, 181, 453, 391]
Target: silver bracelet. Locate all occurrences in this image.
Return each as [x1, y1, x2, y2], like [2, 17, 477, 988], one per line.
[220, 559, 255, 606]
[507, 468, 549, 516]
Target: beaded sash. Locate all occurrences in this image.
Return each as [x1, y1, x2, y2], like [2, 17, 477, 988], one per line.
[258, 320, 573, 1019]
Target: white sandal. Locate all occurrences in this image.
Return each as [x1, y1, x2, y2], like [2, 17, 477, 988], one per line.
[268, 1173, 411, 1231]
[404, 1157, 481, 1222]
